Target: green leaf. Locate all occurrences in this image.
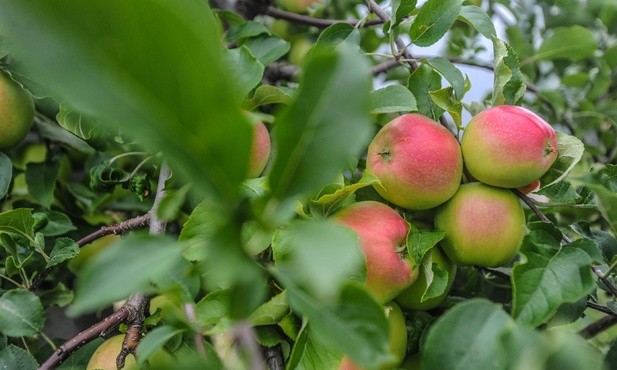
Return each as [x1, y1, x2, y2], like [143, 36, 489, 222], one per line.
[407, 63, 444, 120]
[390, 0, 418, 32]
[425, 57, 465, 99]
[532, 26, 597, 63]
[266, 45, 372, 220]
[281, 279, 391, 369]
[420, 254, 449, 302]
[249, 291, 289, 326]
[69, 234, 183, 315]
[156, 184, 192, 222]
[578, 165, 617, 235]
[0, 289, 45, 337]
[226, 46, 264, 99]
[0, 209, 35, 241]
[429, 87, 462, 128]
[136, 325, 185, 364]
[46, 237, 79, 268]
[39, 282, 74, 308]
[25, 161, 60, 209]
[492, 37, 525, 106]
[407, 230, 445, 265]
[423, 299, 512, 370]
[244, 35, 290, 66]
[0, 0, 253, 206]
[196, 289, 231, 327]
[540, 132, 585, 188]
[287, 322, 343, 370]
[0, 344, 39, 370]
[369, 85, 417, 114]
[312, 172, 380, 211]
[36, 210, 76, 237]
[242, 85, 293, 110]
[227, 21, 270, 43]
[33, 118, 95, 154]
[56, 101, 112, 150]
[409, 0, 463, 47]
[536, 182, 595, 207]
[458, 5, 496, 39]
[512, 222, 600, 327]
[312, 23, 359, 50]
[273, 220, 365, 301]
[0, 153, 12, 199]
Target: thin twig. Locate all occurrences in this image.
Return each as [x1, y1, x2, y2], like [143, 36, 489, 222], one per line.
[264, 6, 383, 28]
[234, 322, 266, 370]
[591, 265, 617, 297]
[184, 303, 208, 360]
[579, 314, 617, 339]
[586, 301, 617, 316]
[29, 214, 152, 291]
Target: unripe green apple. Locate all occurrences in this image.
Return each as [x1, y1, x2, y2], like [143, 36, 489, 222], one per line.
[0, 70, 35, 150]
[366, 114, 463, 210]
[435, 182, 526, 267]
[333, 201, 418, 303]
[86, 335, 137, 370]
[247, 120, 271, 178]
[396, 246, 456, 311]
[461, 105, 558, 188]
[338, 302, 408, 370]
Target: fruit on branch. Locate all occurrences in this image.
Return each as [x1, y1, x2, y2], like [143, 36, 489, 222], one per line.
[338, 302, 408, 369]
[396, 246, 456, 311]
[247, 120, 271, 178]
[461, 105, 558, 188]
[434, 182, 526, 267]
[517, 179, 541, 194]
[366, 114, 463, 210]
[0, 70, 35, 150]
[86, 335, 137, 370]
[333, 201, 418, 303]
[277, 0, 322, 13]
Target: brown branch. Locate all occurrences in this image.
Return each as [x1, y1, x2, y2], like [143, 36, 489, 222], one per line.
[263, 344, 285, 370]
[264, 6, 383, 28]
[39, 306, 131, 369]
[184, 303, 208, 360]
[116, 162, 171, 367]
[591, 265, 617, 297]
[578, 314, 617, 339]
[29, 213, 152, 292]
[586, 301, 617, 316]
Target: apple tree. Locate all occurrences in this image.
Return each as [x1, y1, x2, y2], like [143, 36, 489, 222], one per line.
[0, 0, 616, 369]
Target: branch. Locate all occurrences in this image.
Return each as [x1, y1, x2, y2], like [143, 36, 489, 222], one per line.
[29, 213, 151, 292]
[264, 6, 383, 28]
[591, 265, 617, 297]
[579, 314, 617, 339]
[263, 344, 285, 370]
[513, 189, 573, 242]
[233, 322, 265, 370]
[39, 162, 172, 369]
[586, 301, 617, 316]
[184, 303, 208, 360]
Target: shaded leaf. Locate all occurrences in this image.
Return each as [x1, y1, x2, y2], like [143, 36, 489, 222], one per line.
[46, 237, 79, 268]
[425, 57, 465, 99]
[243, 85, 293, 110]
[459, 5, 496, 39]
[136, 325, 185, 364]
[0, 153, 12, 199]
[533, 26, 597, 62]
[492, 37, 525, 106]
[25, 161, 60, 208]
[541, 132, 585, 188]
[0, 289, 45, 337]
[287, 322, 342, 370]
[512, 222, 600, 327]
[0, 344, 38, 370]
[390, 0, 418, 32]
[244, 35, 290, 66]
[226, 46, 264, 99]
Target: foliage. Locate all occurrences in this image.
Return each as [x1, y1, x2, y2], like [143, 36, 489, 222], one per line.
[0, 0, 616, 369]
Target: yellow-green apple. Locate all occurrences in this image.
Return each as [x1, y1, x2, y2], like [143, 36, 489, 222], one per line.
[86, 335, 137, 370]
[461, 105, 558, 188]
[247, 120, 271, 178]
[333, 201, 418, 303]
[338, 302, 408, 369]
[434, 182, 526, 267]
[366, 114, 463, 210]
[396, 246, 456, 311]
[0, 70, 35, 150]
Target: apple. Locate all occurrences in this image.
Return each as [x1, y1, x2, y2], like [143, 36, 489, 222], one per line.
[277, 0, 322, 13]
[333, 201, 418, 303]
[461, 105, 558, 188]
[288, 37, 313, 66]
[338, 302, 408, 369]
[0, 70, 35, 150]
[247, 120, 271, 178]
[86, 335, 137, 370]
[366, 114, 463, 210]
[517, 179, 541, 194]
[396, 246, 456, 311]
[434, 182, 526, 267]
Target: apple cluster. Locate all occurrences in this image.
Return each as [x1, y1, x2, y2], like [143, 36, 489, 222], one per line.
[331, 106, 558, 369]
